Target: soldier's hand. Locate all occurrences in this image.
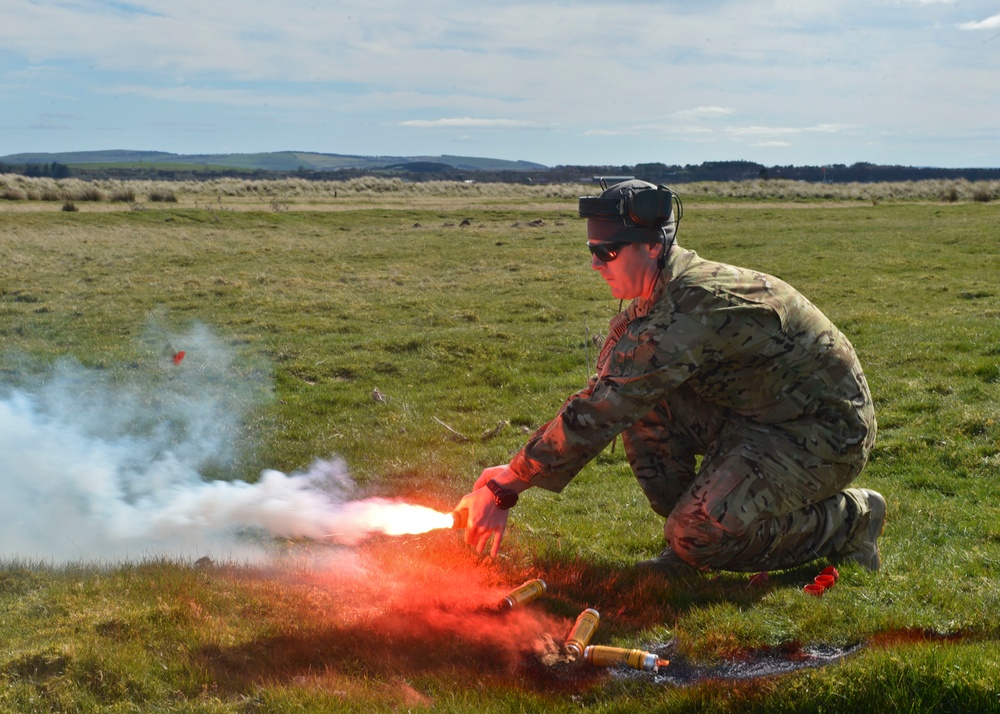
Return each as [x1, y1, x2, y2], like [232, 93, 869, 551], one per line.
[456, 485, 510, 557]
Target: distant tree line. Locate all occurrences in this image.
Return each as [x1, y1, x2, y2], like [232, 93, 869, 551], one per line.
[326, 161, 1000, 185]
[627, 161, 1000, 184]
[0, 161, 71, 178]
[3, 158, 999, 184]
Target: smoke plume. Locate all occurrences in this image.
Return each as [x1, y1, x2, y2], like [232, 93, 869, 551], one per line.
[0, 322, 421, 564]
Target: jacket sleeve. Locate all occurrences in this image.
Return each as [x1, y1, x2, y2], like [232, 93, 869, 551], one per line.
[509, 305, 725, 492]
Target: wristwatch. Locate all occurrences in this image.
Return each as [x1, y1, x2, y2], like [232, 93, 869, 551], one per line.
[486, 479, 519, 510]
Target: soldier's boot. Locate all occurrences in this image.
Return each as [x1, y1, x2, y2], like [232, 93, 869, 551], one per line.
[836, 488, 886, 572]
[635, 545, 704, 577]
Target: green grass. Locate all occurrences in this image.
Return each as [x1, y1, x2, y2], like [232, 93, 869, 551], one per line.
[2, 195, 1000, 712]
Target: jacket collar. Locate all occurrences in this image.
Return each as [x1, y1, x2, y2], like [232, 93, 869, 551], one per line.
[628, 244, 689, 318]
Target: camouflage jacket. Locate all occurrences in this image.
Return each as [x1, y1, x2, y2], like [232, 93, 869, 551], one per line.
[508, 246, 875, 492]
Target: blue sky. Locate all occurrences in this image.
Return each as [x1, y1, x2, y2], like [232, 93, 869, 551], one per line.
[1, 0, 998, 167]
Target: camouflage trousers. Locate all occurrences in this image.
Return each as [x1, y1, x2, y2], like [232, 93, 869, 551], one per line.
[622, 384, 877, 572]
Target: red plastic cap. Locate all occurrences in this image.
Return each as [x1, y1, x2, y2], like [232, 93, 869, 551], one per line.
[814, 575, 836, 590]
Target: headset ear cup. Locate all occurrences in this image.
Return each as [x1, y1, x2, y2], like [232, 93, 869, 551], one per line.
[629, 186, 675, 227]
[628, 188, 653, 225]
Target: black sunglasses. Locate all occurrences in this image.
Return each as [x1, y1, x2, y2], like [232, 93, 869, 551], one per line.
[587, 241, 631, 263]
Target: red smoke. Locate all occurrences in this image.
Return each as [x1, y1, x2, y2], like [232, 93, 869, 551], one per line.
[304, 535, 567, 670]
[198, 533, 606, 701]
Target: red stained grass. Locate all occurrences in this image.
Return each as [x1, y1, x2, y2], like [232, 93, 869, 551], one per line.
[195, 536, 612, 699]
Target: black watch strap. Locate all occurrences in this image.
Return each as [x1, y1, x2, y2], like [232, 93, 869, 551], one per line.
[486, 479, 518, 510]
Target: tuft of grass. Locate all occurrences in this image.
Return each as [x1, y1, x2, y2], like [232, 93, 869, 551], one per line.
[148, 189, 178, 202]
[69, 185, 106, 202]
[110, 187, 137, 202]
[1, 187, 27, 200]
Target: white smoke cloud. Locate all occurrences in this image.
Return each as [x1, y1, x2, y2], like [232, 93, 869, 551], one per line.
[0, 322, 438, 565]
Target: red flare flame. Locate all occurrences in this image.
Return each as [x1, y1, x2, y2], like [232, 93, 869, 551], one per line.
[325, 500, 455, 541]
[362, 502, 454, 536]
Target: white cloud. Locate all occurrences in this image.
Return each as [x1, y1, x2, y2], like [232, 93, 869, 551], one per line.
[583, 124, 715, 137]
[398, 118, 539, 129]
[957, 12, 1000, 30]
[670, 106, 736, 120]
[103, 85, 323, 108]
[582, 108, 737, 140]
[726, 124, 852, 137]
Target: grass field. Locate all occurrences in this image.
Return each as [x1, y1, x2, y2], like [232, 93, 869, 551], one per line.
[2, 182, 1000, 712]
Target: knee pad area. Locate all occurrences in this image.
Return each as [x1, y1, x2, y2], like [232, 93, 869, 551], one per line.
[665, 509, 742, 567]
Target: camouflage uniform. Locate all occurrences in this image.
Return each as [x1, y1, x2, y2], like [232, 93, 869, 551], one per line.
[508, 246, 877, 572]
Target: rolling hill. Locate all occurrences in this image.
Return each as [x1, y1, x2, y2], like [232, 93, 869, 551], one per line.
[0, 150, 547, 173]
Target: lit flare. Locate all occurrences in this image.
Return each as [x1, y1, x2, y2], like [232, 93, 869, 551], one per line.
[321, 500, 456, 542]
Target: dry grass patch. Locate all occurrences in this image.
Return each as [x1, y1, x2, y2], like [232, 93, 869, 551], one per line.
[4, 173, 999, 209]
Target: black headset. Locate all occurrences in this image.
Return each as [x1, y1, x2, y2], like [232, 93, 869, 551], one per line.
[579, 180, 684, 269]
[578, 183, 681, 229]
